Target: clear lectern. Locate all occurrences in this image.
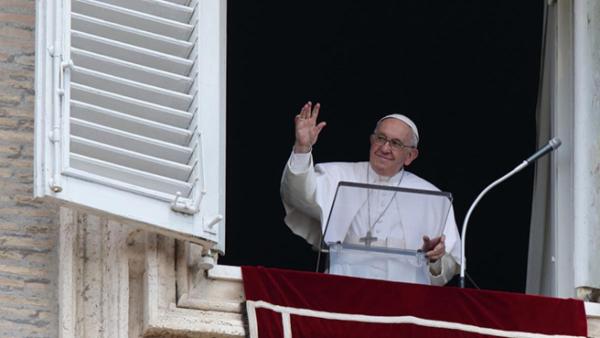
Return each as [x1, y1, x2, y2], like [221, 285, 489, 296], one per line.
[318, 181, 453, 284]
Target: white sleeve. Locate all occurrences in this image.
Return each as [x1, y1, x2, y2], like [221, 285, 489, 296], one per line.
[429, 204, 461, 286]
[289, 151, 312, 173]
[428, 253, 459, 286]
[280, 151, 323, 248]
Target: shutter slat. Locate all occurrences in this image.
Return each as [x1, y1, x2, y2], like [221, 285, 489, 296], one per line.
[72, 66, 193, 111]
[72, 30, 193, 75]
[72, 12, 193, 58]
[97, 0, 194, 23]
[162, 0, 190, 7]
[70, 154, 193, 196]
[71, 48, 192, 93]
[73, 0, 193, 40]
[71, 136, 193, 181]
[71, 83, 193, 128]
[71, 100, 191, 145]
[71, 118, 193, 164]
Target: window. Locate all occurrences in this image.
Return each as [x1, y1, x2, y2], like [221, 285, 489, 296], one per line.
[34, 0, 226, 250]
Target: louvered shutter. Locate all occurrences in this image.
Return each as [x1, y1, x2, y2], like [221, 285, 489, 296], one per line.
[34, 0, 226, 249]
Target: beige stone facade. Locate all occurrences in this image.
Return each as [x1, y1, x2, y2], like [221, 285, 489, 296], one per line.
[0, 1, 59, 336]
[57, 208, 245, 338]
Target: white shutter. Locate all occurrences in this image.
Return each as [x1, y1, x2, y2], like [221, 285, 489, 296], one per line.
[34, 0, 227, 250]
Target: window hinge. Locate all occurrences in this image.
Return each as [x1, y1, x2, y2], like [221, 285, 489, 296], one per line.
[199, 248, 218, 271]
[49, 127, 60, 143]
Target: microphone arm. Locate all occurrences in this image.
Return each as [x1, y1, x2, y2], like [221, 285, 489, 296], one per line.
[459, 138, 562, 288]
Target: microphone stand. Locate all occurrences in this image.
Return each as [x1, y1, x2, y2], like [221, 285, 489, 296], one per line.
[459, 138, 561, 288]
[459, 161, 527, 288]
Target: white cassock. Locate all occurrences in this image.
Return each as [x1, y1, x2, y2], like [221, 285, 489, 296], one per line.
[280, 151, 461, 286]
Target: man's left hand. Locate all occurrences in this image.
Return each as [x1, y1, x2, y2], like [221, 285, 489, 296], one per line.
[422, 235, 446, 262]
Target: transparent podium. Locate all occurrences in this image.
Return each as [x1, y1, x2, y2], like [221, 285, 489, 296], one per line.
[318, 181, 453, 284]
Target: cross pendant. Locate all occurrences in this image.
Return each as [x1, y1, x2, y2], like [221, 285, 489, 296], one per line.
[359, 230, 378, 247]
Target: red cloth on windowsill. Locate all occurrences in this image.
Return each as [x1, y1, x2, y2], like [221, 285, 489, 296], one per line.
[242, 266, 587, 338]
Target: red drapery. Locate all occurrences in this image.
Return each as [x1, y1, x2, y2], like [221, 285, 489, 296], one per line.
[242, 266, 587, 338]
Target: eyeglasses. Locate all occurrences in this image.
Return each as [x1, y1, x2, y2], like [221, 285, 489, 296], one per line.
[371, 133, 415, 150]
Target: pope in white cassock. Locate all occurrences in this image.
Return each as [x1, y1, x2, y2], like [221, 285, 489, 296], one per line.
[280, 101, 461, 286]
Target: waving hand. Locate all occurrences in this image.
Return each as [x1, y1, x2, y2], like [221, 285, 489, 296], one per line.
[294, 101, 327, 153]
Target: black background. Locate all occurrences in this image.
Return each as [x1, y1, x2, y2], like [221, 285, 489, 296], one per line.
[222, 1, 543, 293]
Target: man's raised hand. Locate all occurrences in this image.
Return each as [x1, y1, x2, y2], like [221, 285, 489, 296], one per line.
[293, 101, 327, 153]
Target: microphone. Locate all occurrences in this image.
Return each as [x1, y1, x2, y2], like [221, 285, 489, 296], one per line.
[525, 138, 562, 164]
[459, 137, 562, 288]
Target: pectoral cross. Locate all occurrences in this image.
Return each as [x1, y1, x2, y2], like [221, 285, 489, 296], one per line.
[359, 230, 378, 247]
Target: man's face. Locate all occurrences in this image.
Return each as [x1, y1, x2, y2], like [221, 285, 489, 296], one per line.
[369, 118, 419, 176]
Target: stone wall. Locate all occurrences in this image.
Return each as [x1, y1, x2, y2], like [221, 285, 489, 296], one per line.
[0, 0, 58, 337]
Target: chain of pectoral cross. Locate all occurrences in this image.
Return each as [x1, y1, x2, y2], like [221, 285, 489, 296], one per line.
[359, 168, 404, 247]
